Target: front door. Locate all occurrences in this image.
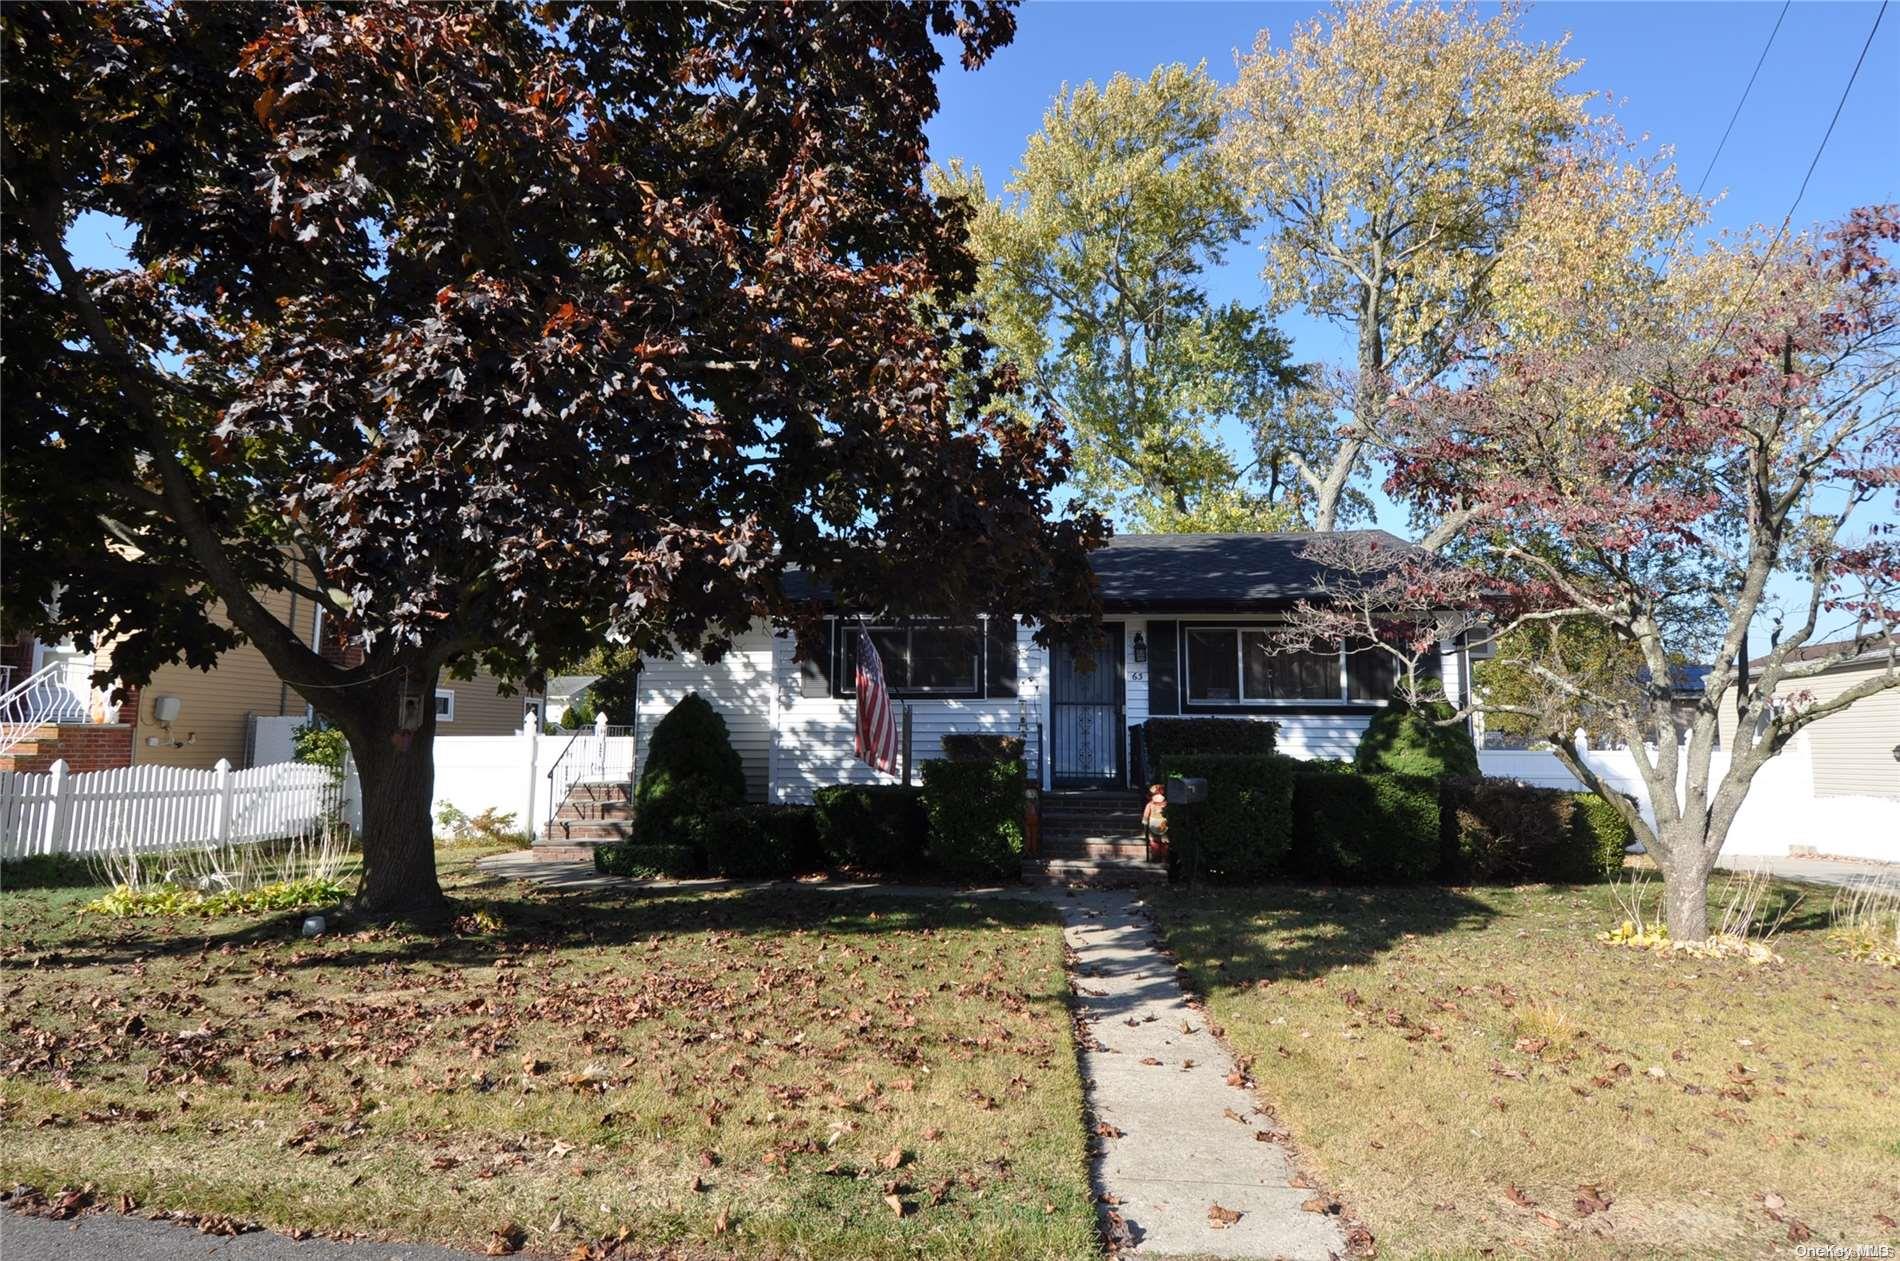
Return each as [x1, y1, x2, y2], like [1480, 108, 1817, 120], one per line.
[1049, 624, 1124, 788]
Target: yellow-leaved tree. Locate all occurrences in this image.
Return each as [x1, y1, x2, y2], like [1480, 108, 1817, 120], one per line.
[1223, 0, 1701, 543]
[936, 65, 1303, 533]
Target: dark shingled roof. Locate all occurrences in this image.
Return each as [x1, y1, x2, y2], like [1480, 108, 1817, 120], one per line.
[1747, 633, 1896, 670]
[783, 529, 1420, 611]
[1089, 530, 1417, 611]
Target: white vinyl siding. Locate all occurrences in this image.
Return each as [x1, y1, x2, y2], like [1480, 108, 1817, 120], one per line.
[630, 613, 1474, 801]
[771, 621, 1044, 802]
[634, 626, 776, 802]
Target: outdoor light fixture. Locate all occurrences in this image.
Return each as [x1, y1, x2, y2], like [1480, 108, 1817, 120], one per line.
[1132, 632, 1148, 664]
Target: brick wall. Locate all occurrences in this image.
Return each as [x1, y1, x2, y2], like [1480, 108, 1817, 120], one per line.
[6, 724, 136, 774]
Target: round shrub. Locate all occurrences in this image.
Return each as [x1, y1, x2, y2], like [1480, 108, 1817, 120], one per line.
[1353, 696, 1479, 779]
[635, 693, 745, 848]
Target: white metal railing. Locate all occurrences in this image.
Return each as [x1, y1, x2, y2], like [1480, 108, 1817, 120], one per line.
[0, 663, 91, 755]
[543, 716, 636, 832]
[0, 758, 341, 859]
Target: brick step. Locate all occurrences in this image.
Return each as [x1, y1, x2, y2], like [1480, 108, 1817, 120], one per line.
[1041, 818, 1143, 834]
[554, 800, 635, 822]
[562, 780, 634, 801]
[541, 819, 633, 842]
[1037, 839, 1151, 862]
[1022, 857, 1167, 887]
[531, 842, 606, 863]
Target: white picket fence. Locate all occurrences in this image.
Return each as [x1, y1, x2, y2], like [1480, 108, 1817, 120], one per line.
[0, 759, 341, 860]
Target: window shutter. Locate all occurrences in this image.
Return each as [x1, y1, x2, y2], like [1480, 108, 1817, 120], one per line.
[799, 621, 836, 698]
[985, 617, 1018, 698]
[1146, 621, 1179, 715]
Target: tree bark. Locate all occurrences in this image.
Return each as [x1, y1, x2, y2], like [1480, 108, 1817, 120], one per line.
[350, 726, 449, 918]
[1654, 822, 1712, 941]
[331, 661, 451, 921]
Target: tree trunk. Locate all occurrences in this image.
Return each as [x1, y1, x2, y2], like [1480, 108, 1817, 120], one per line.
[347, 709, 449, 920]
[1654, 823, 1712, 941]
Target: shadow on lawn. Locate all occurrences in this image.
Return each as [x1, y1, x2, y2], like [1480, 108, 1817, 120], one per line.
[19, 876, 1071, 974]
[1152, 883, 1501, 995]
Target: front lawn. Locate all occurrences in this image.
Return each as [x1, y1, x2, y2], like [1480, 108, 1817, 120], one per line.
[0, 851, 1094, 1260]
[1153, 880, 1900, 1260]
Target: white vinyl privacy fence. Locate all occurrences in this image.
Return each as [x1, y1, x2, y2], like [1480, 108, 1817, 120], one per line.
[0, 759, 341, 859]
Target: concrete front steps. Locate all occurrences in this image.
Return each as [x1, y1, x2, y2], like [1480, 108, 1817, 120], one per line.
[532, 779, 633, 862]
[1025, 791, 1167, 886]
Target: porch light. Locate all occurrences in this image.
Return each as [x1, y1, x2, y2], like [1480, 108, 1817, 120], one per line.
[1132, 632, 1148, 664]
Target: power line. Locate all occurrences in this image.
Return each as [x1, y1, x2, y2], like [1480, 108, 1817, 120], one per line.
[1710, 0, 1887, 353]
[1694, 0, 1790, 198]
[1773, 0, 1886, 239]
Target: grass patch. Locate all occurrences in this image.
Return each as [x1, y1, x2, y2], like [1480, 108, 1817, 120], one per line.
[1152, 880, 1900, 1259]
[0, 851, 1094, 1260]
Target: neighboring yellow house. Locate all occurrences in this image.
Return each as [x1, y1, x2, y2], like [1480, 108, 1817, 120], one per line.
[8, 587, 540, 772]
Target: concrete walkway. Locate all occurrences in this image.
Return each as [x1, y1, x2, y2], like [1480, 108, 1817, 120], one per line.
[485, 855, 1357, 1258]
[1061, 891, 1348, 1260]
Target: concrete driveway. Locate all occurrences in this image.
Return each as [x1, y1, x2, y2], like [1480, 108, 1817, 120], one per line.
[1715, 853, 1900, 890]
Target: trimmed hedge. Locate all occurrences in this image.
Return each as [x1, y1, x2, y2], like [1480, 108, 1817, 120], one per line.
[1354, 697, 1480, 779]
[812, 784, 928, 873]
[594, 842, 702, 879]
[1570, 792, 1636, 880]
[1293, 771, 1440, 883]
[1437, 779, 1636, 883]
[635, 693, 746, 848]
[700, 804, 822, 878]
[1144, 718, 1278, 759]
[940, 733, 1026, 762]
[920, 758, 1026, 879]
[1156, 753, 1296, 883]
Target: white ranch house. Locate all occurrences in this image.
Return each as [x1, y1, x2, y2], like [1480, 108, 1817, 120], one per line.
[631, 531, 1477, 801]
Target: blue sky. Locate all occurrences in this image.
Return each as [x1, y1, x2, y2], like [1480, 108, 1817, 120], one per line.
[68, 4, 1896, 642]
[924, 0, 1899, 640]
[929, 0, 1898, 371]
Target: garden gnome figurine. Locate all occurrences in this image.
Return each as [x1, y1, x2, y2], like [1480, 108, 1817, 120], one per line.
[1141, 783, 1168, 864]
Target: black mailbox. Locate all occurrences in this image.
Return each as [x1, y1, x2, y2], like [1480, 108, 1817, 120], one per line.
[1165, 777, 1208, 806]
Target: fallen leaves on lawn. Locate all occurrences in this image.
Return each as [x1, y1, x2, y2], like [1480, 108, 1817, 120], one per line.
[1505, 1184, 1536, 1208]
[1574, 1184, 1612, 1217]
[485, 1222, 526, 1255]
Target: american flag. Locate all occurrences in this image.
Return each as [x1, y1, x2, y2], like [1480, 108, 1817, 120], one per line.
[854, 630, 899, 774]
